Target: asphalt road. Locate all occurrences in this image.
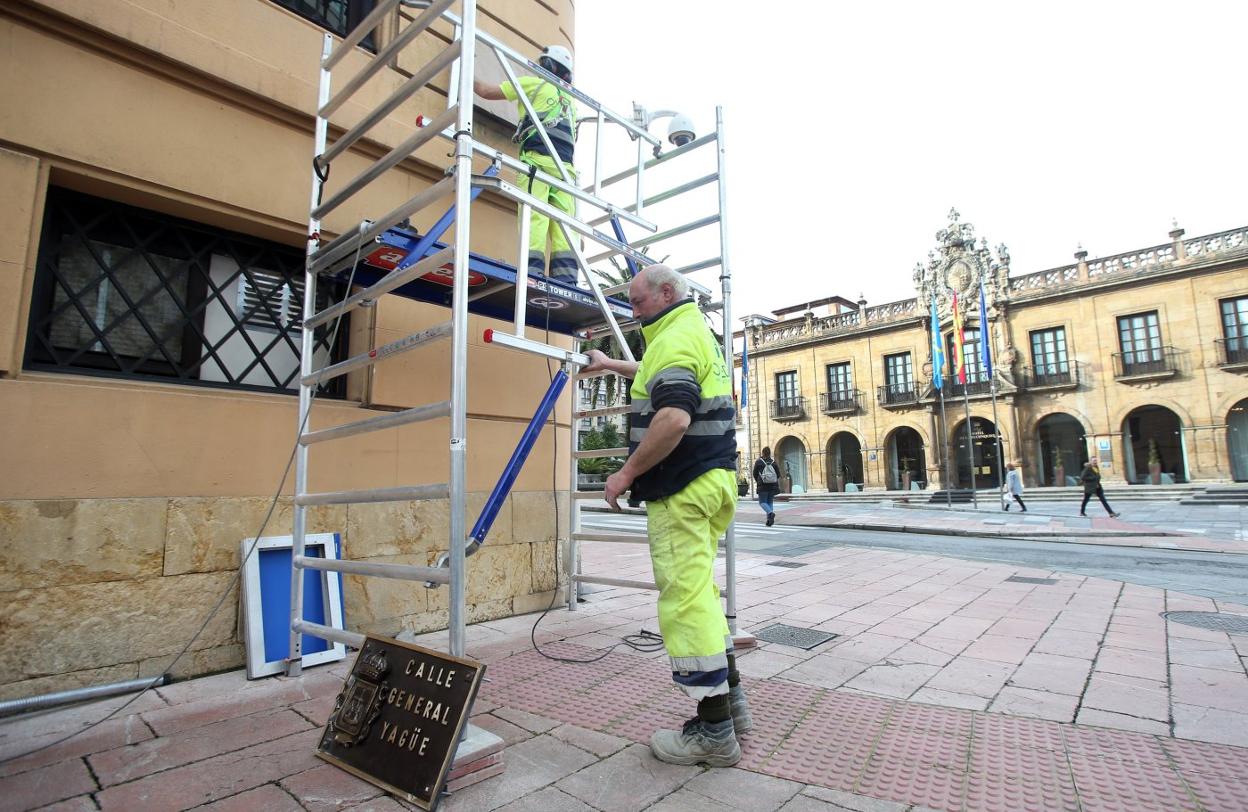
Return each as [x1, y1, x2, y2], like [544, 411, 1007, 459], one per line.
[581, 514, 1248, 606]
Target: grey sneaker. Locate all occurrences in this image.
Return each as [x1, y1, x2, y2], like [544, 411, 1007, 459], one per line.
[729, 684, 753, 735]
[650, 716, 740, 767]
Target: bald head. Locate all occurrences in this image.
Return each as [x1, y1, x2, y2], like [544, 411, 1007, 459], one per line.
[628, 264, 689, 321]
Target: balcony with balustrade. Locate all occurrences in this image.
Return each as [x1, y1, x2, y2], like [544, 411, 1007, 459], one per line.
[1216, 339, 1248, 371]
[1112, 347, 1180, 382]
[877, 382, 922, 409]
[1017, 362, 1082, 392]
[770, 397, 807, 422]
[821, 390, 861, 416]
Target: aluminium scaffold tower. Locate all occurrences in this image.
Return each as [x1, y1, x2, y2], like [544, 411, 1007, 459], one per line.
[287, 0, 743, 693]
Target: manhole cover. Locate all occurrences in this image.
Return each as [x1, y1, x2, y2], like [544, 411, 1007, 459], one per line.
[754, 623, 838, 650]
[1006, 576, 1057, 585]
[766, 561, 808, 569]
[1163, 611, 1248, 634]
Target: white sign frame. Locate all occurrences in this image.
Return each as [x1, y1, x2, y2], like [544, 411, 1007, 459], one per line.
[240, 533, 347, 679]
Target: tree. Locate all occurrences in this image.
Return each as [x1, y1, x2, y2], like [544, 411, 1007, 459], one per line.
[577, 423, 625, 475]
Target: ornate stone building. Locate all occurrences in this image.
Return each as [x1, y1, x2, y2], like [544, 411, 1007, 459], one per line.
[739, 211, 1248, 493]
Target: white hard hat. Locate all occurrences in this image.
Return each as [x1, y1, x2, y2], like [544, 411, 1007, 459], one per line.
[541, 45, 573, 76]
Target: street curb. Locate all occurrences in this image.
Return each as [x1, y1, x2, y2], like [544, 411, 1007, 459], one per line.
[578, 506, 1248, 554]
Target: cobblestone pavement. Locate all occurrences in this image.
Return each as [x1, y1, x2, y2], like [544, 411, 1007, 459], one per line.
[3, 540, 1247, 810]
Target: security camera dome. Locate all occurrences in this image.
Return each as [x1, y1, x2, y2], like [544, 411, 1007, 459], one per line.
[667, 113, 695, 147]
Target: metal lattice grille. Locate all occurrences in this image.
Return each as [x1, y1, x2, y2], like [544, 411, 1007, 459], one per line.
[1163, 612, 1248, 634]
[754, 623, 838, 650]
[25, 188, 350, 396]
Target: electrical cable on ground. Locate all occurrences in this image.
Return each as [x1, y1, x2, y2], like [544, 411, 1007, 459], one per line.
[0, 236, 366, 767]
[527, 273, 664, 663]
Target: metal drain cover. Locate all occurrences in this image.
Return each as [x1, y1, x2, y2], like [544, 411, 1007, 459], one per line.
[766, 561, 808, 569]
[754, 623, 838, 650]
[1163, 611, 1248, 634]
[1006, 576, 1058, 585]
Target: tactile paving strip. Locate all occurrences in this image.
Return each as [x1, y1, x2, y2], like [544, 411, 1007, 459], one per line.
[1161, 737, 1248, 780]
[477, 638, 1246, 811]
[1068, 752, 1197, 812]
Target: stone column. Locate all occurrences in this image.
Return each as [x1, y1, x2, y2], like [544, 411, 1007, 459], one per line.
[1075, 246, 1089, 282]
[1171, 222, 1187, 262]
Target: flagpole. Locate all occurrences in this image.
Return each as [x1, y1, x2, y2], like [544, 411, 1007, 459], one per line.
[938, 383, 952, 509]
[989, 375, 1005, 494]
[979, 282, 1006, 502]
[961, 383, 977, 507]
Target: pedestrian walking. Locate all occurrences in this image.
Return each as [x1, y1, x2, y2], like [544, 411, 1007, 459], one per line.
[1079, 459, 1120, 517]
[1002, 461, 1026, 512]
[753, 447, 780, 526]
[584, 264, 749, 768]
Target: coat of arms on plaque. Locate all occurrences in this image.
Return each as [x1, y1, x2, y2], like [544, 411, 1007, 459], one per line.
[326, 644, 389, 746]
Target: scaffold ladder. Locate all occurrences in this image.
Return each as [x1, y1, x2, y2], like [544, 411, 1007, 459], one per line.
[288, 0, 744, 690]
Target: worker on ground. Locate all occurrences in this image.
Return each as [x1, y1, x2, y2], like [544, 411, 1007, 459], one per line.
[583, 264, 750, 767]
[474, 46, 579, 286]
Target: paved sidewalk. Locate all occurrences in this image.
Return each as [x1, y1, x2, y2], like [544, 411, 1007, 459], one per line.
[3, 541, 1248, 810]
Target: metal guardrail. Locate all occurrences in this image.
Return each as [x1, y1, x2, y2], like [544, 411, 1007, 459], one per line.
[1112, 346, 1180, 378]
[877, 383, 920, 407]
[1215, 338, 1248, 367]
[821, 390, 861, 415]
[770, 397, 807, 421]
[1017, 362, 1082, 390]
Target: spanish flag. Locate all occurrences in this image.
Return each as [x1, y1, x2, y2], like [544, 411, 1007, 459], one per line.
[951, 292, 967, 384]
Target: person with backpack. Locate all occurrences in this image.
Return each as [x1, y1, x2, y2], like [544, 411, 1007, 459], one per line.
[753, 447, 780, 526]
[475, 45, 579, 285]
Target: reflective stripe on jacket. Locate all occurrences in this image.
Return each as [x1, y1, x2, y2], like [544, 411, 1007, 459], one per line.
[628, 300, 737, 502]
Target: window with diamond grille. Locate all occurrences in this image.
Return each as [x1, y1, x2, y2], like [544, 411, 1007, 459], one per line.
[270, 0, 376, 44]
[25, 187, 350, 397]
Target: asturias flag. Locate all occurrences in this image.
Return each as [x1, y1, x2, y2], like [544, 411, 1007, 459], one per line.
[978, 281, 993, 380]
[930, 295, 945, 389]
[951, 292, 967, 385]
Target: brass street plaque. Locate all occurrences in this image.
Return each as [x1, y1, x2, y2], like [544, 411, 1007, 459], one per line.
[317, 635, 485, 810]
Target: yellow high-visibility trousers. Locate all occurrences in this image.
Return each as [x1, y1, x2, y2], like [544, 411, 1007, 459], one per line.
[646, 467, 736, 699]
[518, 151, 577, 284]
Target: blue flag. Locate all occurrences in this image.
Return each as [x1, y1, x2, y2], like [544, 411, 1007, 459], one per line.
[930, 295, 945, 389]
[740, 336, 749, 409]
[978, 281, 993, 379]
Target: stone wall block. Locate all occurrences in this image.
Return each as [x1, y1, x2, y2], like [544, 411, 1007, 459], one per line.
[0, 499, 166, 590]
[0, 573, 237, 686]
[463, 543, 531, 605]
[341, 566, 430, 632]
[510, 491, 569, 544]
[344, 499, 449, 559]
[164, 498, 345, 576]
[138, 643, 245, 681]
[531, 539, 568, 593]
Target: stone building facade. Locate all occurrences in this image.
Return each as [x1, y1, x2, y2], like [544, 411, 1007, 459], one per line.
[0, 1, 576, 699]
[740, 211, 1248, 494]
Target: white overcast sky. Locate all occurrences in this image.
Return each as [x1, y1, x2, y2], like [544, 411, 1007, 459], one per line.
[573, 1, 1248, 320]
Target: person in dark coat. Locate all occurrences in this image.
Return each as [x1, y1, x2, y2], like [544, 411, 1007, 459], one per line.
[1079, 460, 1120, 517]
[752, 447, 781, 526]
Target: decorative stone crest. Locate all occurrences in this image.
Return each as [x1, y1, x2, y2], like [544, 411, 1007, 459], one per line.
[912, 208, 1011, 322]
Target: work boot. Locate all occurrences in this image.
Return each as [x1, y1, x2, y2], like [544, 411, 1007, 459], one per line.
[650, 716, 740, 767]
[766, 512, 775, 527]
[729, 683, 753, 735]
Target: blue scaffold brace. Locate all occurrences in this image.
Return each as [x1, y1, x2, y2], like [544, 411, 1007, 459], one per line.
[393, 164, 501, 273]
[468, 368, 569, 552]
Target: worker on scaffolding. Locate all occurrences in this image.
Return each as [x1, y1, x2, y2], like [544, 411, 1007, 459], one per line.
[474, 46, 579, 286]
[584, 264, 751, 768]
